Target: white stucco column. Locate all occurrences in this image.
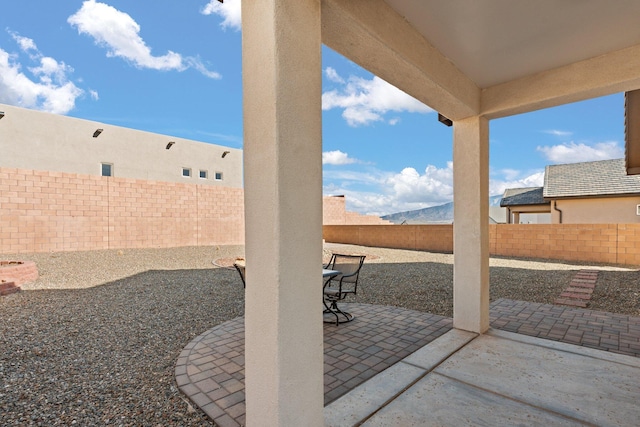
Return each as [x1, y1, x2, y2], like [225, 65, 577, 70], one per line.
[453, 116, 490, 333]
[242, 0, 323, 426]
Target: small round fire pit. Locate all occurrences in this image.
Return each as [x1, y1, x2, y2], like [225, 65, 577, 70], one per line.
[0, 260, 39, 287]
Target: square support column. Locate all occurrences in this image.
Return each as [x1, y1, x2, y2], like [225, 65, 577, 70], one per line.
[242, 0, 323, 426]
[453, 116, 490, 333]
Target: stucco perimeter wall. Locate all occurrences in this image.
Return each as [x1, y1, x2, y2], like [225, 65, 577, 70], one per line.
[0, 167, 244, 254]
[323, 224, 640, 266]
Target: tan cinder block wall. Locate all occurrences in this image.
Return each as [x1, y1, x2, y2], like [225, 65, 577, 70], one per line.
[0, 167, 244, 253]
[345, 212, 392, 225]
[323, 196, 347, 224]
[490, 224, 621, 264]
[324, 223, 640, 266]
[323, 225, 453, 252]
[323, 195, 391, 225]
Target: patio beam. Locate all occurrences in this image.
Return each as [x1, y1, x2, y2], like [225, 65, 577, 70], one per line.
[453, 115, 490, 333]
[242, 0, 324, 425]
[321, 0, 480, 121]
[482, 43, 640, 119]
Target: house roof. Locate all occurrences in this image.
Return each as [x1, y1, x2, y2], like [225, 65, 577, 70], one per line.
[500, 187, 548, 207]
[543, 158, 640, 199]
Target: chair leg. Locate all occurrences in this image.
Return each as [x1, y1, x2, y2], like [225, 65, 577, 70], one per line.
[323, 298, 354, 325]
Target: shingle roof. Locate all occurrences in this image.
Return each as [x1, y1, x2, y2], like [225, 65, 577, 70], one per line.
[543, 158, 640, 198]
[500, 187, 548, 207]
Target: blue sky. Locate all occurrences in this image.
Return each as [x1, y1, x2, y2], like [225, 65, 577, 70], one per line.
[0, 1, 626, 216]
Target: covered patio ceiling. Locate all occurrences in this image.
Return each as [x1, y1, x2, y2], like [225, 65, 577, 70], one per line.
[387, 0, 640, 88]
[322, 0, 640, 120]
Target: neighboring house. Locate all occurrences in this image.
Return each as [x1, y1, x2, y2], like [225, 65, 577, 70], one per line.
[544, 158, 640, 223]
[0, 103, 243, 188]
[501, 159, 640, 224]
[500, 187, 551, 224]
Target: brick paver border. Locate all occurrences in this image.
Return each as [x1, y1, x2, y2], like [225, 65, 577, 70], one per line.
[175, 303, 451, 427]
[490, 298, 640, 357]
[177, 300, 640, 426]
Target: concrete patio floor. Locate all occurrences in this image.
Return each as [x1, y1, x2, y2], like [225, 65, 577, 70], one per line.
[176, 301, 640, 426]
[326, 328, 640, 426]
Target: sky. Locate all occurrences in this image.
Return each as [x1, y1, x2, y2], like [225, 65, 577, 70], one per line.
[0, 0, 627, 217]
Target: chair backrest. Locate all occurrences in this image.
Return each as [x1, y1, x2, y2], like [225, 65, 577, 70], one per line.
[326, 253, 366, 286]
[233, 262, 246, 288]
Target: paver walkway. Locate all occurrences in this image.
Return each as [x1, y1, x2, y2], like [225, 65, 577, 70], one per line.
[177, 300, 640, 426]
[491, 298, 640, 357]
[175, 304, 452, 427]
[554, 269, 599, 308]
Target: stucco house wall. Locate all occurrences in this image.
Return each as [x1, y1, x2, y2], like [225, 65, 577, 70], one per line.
[544, 159, 640, 224]
[0, 103, 243, 188]
[551, 196, 640, 224]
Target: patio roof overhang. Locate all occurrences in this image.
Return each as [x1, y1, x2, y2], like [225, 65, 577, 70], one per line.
[241, 1, 640, 425]
[322, 0, 640, 120]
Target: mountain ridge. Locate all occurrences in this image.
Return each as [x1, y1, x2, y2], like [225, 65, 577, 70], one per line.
[381, 195, 503, 224]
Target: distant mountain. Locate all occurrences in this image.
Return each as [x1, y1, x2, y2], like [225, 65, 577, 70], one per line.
[381, 195, 503, 224]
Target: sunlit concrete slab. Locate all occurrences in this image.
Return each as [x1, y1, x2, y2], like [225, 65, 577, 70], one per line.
[361, 373, 584, 426]
[324, 329, 475, 427]
[327, 328, 640, 427]
[433, 330, 640, 426]
[402, 329, 477, 370]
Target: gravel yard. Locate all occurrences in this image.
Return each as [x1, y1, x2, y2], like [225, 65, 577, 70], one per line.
[1, 244, 639, 426]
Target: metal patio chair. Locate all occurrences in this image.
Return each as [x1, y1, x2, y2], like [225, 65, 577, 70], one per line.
[233, 260, 246, 288]
[323, 253, 366, 325]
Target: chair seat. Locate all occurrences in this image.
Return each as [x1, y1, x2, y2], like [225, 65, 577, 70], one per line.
[324, 288, 354, 297]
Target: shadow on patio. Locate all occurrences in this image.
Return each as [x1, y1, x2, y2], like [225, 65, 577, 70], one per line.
[176, 300, 640, 427]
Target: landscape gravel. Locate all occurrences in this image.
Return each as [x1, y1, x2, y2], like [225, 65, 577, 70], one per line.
[1, 243, 638, 426]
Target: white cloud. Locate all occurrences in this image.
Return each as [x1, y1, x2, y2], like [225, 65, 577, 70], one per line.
[322, 69, 432, 127]
[201, 0, 242, 31]
[324, 162, 548, 216]
[489, 171, 545, 197]
[542, 129, 573, 137]
[388, 118, 400, 126]
[0, 32, 85, 114]
[323, 150, 358, 165]
[498, 168, 522, 181]
[324, 163, 454, 216]
[537, 141, 623, 163]
[385, 163, 453, 205]
[68, 0, 220, 78]
[9, 31, 37, 54]
[324, 67, 344, 84]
